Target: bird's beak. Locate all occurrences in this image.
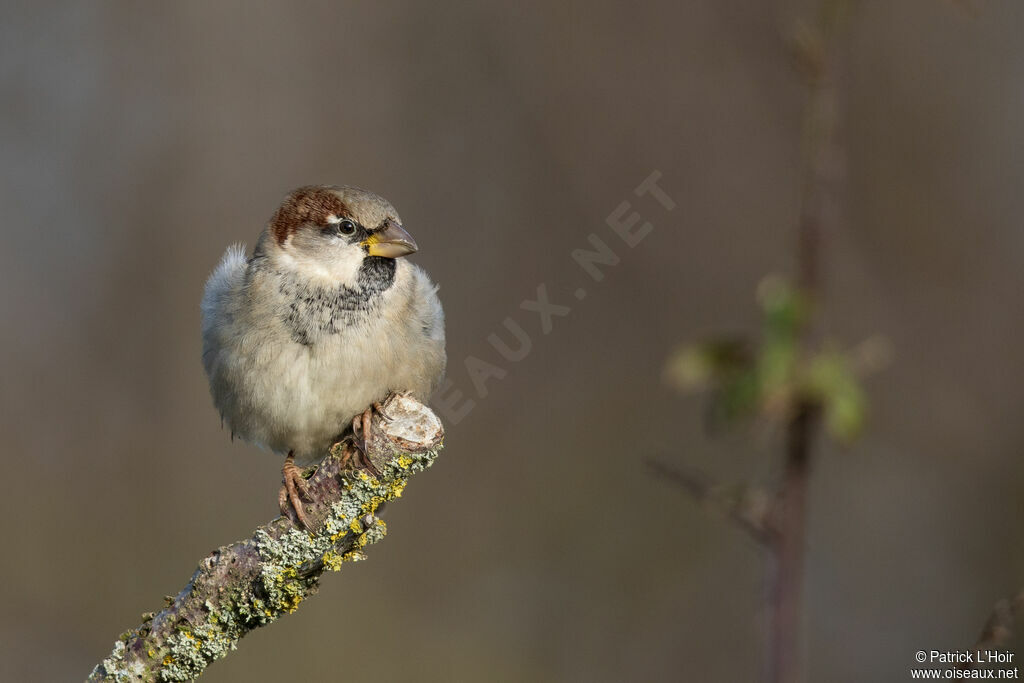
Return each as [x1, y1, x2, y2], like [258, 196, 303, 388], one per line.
[363, 220, 418, 258]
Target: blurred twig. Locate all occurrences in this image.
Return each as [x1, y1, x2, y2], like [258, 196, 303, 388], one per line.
[767, 3, 853, 682]
[88, 397, 444, 683]
[966, 591, 1024, 669]
[647, 458, 775, 545]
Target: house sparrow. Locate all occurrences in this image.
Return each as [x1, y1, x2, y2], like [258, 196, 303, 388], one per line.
[201, 185, 446, 528]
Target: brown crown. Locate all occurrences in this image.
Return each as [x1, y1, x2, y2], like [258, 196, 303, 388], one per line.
[270, 186, 350, 244]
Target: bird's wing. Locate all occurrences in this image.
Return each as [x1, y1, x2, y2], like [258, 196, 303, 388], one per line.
[200, 244, 248, 373]
[412, 266, 445, 344]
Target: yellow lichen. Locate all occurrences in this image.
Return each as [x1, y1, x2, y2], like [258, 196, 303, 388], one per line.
[396, 455, 414, 468]
[322, 550, 343, 571]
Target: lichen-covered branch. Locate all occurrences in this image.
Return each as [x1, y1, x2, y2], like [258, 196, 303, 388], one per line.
[88, 395, 444, 683]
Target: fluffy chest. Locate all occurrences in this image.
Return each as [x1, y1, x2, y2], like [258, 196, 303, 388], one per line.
[266, 256, 397, 346]
[234, 259, 416, 455]
[243, 255, 431, 409]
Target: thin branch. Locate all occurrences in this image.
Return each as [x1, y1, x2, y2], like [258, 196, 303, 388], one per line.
[766, 402, 819, 683]
[647, 458, 775, 545]
[768, 4, 851, 682]
[88, 395, 444, 683]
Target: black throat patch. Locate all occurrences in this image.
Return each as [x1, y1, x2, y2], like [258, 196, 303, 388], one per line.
[356, 256, 397, 295]
[256, 255, 397, 346]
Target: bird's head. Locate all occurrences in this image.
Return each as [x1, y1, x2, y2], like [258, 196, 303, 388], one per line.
[264, 185, 417, 282]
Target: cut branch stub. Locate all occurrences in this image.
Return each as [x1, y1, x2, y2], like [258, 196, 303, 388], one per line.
[88, 395, 444, 683]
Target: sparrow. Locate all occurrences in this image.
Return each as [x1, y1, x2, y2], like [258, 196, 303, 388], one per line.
[201, 185, 446, 528]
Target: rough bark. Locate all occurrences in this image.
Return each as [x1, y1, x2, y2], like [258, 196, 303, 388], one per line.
[88, 394, 444, 682]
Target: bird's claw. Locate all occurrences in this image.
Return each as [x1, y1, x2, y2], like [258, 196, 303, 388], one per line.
[347, 403, 387, 478]
[337, 437, 381, 478]
[352, 400, 390, 455]
[279, 452, 314, 530]
[377, 391, 413, 419]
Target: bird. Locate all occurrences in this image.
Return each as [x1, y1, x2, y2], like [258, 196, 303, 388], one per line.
[200, 185, 446, 528]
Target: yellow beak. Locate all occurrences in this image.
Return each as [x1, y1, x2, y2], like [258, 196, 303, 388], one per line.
[363, 220, 418, 258]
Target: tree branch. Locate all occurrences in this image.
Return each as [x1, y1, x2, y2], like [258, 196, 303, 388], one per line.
[88, 394, 444, 683]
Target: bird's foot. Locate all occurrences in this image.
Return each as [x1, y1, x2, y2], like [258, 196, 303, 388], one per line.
[348, 401, 394, 478]
[342, 393, 413, 477]
[378, 391, 414, 416]
[338, 433, 381, 479]
[353, 392, 410, 446]
[351, 404, 382, 463]
[278, 452, 314, 530]
[351, 405, 373, 453]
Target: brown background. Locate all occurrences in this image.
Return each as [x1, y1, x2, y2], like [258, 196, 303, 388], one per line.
[3, 1, 1023, 681]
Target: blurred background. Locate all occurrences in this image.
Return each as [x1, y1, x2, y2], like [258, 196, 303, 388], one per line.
[3, 1, 1024, 681]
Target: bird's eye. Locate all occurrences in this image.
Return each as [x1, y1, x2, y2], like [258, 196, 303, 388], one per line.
[337, 220, 356, 235]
